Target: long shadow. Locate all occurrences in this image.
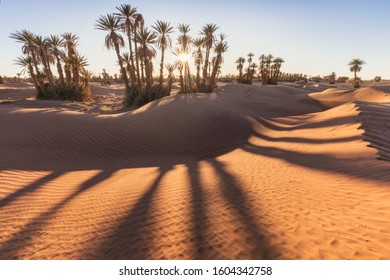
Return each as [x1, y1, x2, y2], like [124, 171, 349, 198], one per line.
[207, 158, 272, 259]
[0, 171, 63, 209]
[0, 169, 114, 259]
[186, 160, 209, 259]
[94, 165, 172, 259]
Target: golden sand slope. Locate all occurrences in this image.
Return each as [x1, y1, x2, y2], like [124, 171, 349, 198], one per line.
[0, 83, 390, 259]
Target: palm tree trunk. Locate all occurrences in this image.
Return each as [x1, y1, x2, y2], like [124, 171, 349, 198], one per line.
[73, 69, 80, 91]
[179, 67, 184, 93]
[65, 63, 72, 84]
[202, 47, 210, 84]
[196, 64, 200, 89]
[114, 41, 131, 99]
[140, 58, 145, 84]
[354, 71, 357, 87]
[159, 45, 165, 88]
[41, 53, 55, 89]
[134, 26, 141, 87]
[28, 64, 39, 92]
[127, 27, 136, 86]
[55, 55, 65, 84]
[143, 49, 151, 97]
[210, 54, 222, 88]
[167, 76, 173, 94]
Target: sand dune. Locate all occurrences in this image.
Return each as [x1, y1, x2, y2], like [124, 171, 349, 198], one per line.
[1, 83, 390, 259]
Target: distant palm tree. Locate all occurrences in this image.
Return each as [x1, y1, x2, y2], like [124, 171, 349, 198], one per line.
[235, 57, 245, 82]
[200, 23, 219, 84]
[115, 4, 138, 86]
[152, 20, 174, 88]
[246, 52, 254, 82]
[95, 14, 131, 97]
[329, 71, 336, 84]
[348, 58, 365, 88]
[46, 35, 65, 84]
[259, 54, 267, 84]
[249, 62, 258, 81]
[80, 68, 93, 89]
[271, 57, 284, 84]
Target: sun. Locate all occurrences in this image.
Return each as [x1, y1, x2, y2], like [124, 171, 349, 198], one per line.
[179, 53, 189, 63]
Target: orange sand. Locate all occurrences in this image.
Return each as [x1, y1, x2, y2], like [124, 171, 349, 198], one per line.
[0, 82, 389, 259]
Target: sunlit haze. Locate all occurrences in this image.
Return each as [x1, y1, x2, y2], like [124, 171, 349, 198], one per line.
[1, 0, 390, 79]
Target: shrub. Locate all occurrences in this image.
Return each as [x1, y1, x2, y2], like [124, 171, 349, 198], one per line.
[196, 82, 214, 93]
[0, 76, 4, 84]
[36, 83, 91, 101]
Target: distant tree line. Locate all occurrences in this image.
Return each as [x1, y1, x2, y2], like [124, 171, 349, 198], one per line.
[235, 53, 284, 85]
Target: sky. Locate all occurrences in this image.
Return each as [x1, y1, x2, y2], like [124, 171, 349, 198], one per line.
[1, 0, 390, 80]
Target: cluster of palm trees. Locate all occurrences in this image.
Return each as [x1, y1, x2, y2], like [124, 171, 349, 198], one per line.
[95, 3, 228, 107]
[236, 53, 284, 85]
[10, 30, 92, 101]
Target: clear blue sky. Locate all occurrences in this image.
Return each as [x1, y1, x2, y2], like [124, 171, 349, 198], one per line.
[1, 0, 390, 79]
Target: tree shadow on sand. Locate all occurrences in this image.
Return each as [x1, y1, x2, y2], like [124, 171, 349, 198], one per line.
[91, 158, 272, 260]
[0, 169, 114, 259]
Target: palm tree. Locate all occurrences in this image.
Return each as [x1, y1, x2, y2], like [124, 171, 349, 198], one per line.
[136, 26, 157, 94]
[68, 54, 88, 91]
[14, 55, 39, 91]
[9, 30, 41, 78]
[249, 62, 258, 81]
[61, 32, 79, 84]
[329, 71, 336, 84]
[115, 4, 138, 86]
[152, 20, 174, 89]
[210, 33, 228, 88]
[235, 57, 245, 82]
[348, 58, 365, 88]
[259, 54, 267, 84]
[173, 48, 185, 93]
[95, 14, 131, 99]
[266, 54, 274, 82]
[165, 63, 176, 94]
[34, 35, 55, 88]
[200, 23, 219, 84]
[46, 35, 65, 84]
[177, 24, 192, 93]
[192, 37, 204, 88]
[80, 68, 93, 89]
[271, 57, 284, 84]
[121, 52, 134, 79]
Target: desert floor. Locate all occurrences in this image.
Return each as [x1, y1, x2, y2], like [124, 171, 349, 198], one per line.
[0, 81, 389, 259]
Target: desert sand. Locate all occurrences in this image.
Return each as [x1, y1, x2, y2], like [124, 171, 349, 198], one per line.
[0, 82, 390, 259]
